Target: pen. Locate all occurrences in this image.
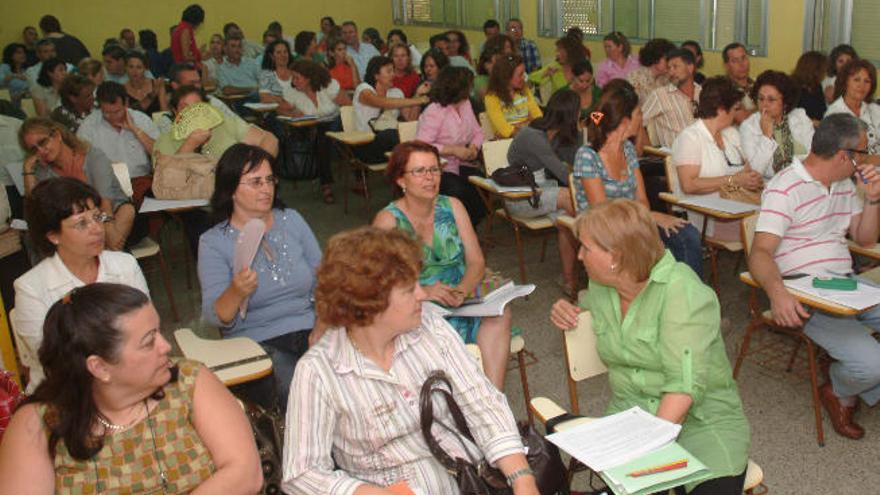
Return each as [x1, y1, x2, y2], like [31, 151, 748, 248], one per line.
[627, 459, 688, 478]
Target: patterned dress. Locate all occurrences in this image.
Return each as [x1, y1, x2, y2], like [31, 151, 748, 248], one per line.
[43, 359, 215, 493]
[384, 195, 482, 343]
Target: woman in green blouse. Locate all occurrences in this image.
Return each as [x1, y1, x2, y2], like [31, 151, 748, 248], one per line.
[550, 199, 750, 495]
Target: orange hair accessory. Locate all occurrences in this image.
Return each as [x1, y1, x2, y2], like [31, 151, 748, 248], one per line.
[590, 111, 604, 126]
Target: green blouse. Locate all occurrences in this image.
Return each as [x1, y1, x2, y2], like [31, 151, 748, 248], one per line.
[583, 251, 749, 489]
[527, 61, 569, 94]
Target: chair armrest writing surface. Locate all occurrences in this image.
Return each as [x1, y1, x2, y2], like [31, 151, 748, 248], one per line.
[848, 240, 880, 261]
[643, 146, 671, 157]
[326, 130, 376, 145]
[173, 328, 273, 386]
[659, 192, 756, 220]
[556, 214, 576, 233]
[739, 272, 863, 316]
[467, 176, 537, 199]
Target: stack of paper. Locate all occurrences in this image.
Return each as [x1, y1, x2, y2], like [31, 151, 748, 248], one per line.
[783, 275, 880, 311]
[451, 282, 535, 317]
[546, 407, 710, 495]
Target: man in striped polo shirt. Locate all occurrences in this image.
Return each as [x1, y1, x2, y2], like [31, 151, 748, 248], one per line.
[749, 114, 880, 440]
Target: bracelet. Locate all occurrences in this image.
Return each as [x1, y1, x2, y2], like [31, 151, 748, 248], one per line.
[726, 175, 734, 187]
[868, 198, 880, 206]
[505, 466, 534, 486]
[22, 171, 35, 176]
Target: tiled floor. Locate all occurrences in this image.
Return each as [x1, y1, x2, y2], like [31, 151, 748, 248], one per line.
[151, 170, 879, 494]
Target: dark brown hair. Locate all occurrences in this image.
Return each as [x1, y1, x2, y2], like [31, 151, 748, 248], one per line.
[791, 51, 828, 94]
[26, 178, 102, 256]
[695, 76, 744, 119]
[833, 58, 877, 103]
[487, 53, 524, 106]
[291, 59, 331, 92]
[751, 70, 799, 114]
[587, 79, 639, 151]
[603, 31, 631, 58]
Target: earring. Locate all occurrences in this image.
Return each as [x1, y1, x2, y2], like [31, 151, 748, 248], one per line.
[610, 263, 617, 271]
[402, 186, 407, 194]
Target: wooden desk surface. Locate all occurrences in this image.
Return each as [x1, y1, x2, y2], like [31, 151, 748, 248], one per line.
[739, 272, 864, 316]
[468, 176, 536, 200]
[848, 240, 880, 260]
[556, 214, 576, 232]
[174, 329, 273, 386]
[659, 192, 757, 220]
[326, 130, 376, 145]
[643, 145, 671, 157]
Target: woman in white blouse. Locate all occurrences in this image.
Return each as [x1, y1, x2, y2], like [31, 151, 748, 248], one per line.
[13, 178, 148, 393]
[258, 40, 298, 117]
[673, 76, 763, 241]
[825, 59, 880, 163]
[283, 227, 538, 495]
[740, 70, 814, 179]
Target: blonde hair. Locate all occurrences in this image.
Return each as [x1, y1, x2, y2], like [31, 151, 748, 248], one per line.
[18, 117, 89, 157]
[575, 199, 665, 282]
[76, 57, 102, 78]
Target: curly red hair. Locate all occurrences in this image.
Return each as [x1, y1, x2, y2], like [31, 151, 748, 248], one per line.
[315, 227, 422, 328]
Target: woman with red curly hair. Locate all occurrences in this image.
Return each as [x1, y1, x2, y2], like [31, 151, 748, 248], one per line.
[282, 226, 539, 495]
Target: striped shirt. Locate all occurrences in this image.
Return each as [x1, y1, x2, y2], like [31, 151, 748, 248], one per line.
[642, 83, 702, 148]
[282, 306, 523, 495]
[756, 157, 861, 276]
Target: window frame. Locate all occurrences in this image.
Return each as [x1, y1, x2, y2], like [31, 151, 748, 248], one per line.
[392, 0, 519, 30]
[537, 0, 768, 56]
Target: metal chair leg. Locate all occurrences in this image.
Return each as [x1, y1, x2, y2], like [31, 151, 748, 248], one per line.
[156, 250, 181, 322]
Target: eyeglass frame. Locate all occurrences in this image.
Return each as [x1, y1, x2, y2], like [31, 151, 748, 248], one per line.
[26, 129, 58, 155]
[239, 175, 280, 189]
[404, 165, 442, 178]
[66, 211, 114, 231]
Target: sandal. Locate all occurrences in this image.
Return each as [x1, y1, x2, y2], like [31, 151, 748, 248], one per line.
[321, 185, 335, 204]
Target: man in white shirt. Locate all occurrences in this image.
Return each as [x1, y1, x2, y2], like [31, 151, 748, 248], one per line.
[749, 114, 880, 440]
[77, 81, 158, 205]
[224, 22, 263, 59]
[342, 21, 379, 80]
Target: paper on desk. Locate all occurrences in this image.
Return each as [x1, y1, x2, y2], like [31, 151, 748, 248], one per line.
[140, 197, 209, 213]
[243, 102, 279, 110]
[677, 195, 757, 214]
[783, 276, 880, 311]
[546, 406, 681, 472]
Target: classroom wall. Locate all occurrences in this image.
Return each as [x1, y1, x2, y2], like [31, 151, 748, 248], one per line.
[404, 0, 806, 79]
[0, 0, 394, 61]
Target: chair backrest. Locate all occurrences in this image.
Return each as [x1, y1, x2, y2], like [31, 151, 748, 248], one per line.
[20, 99, 36, 118]
[8, 308, 37, 381]
[741, 213, 759, 257]
[646, 120, 659, 146]
[111, 163, 134, 197]
[339, 105, 356, 132]
[568, 172, 580, 214]
[664, 154, 682, 196]
[563, 310, 607, 414]
[482, 138, 513, 175]
[478, 112, 495, 141]
[397, 120, 419, 143]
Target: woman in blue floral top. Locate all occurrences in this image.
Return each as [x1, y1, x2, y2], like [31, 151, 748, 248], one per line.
[574, 80, 704, 278]
[373, 140, 512, 390]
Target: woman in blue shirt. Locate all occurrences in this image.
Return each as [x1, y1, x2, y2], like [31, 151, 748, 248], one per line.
[198, 143, 324, 409]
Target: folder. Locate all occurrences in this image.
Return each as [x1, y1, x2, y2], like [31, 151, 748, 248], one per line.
[600, 442, 711, 495]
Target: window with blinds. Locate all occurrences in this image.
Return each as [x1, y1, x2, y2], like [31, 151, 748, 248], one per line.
[851, 0, 880, 62]
[805, 0, 880, 64]
[537, 0, 766, 55]
[392, 0, 519, 30]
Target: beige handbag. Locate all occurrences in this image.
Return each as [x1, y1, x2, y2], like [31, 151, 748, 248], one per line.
[152, 152, 217, 200]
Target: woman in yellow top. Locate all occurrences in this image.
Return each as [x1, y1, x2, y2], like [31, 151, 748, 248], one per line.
[528, 36, 589, 96]
[484, 54, 542, 138]
[550, 199, 750, 495]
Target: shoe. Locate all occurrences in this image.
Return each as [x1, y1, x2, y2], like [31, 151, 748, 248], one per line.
[819, 383, 864, 439]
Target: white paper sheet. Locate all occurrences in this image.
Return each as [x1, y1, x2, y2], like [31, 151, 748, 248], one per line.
[140, 197, 209, 213]
[448, 282, 535, 317]
[546, 406, 681, 472]
[243, 102, 279, 110]
[783, 275, 880, 311]
[677, 195, 758, 214]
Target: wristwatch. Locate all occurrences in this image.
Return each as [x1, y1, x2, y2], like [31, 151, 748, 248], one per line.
[505, 466, 534, 486]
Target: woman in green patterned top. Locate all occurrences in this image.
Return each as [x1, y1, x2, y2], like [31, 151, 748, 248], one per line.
[0, 283, 262, 494]
[373, 141, 513, 390]
[550, 200, 750, 495]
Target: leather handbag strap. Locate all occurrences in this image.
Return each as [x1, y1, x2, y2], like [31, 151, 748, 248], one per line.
[419, 371, 482, 470]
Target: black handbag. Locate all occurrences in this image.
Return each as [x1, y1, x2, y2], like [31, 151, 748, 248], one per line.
[490, 163, 542, 208]
[419, 371, 567, 495]
[279, 126, 319, 181]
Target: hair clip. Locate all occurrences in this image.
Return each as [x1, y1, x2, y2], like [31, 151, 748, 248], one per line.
[590, 111, 604, 126]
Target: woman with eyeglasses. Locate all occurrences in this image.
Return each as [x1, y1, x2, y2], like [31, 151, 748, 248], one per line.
[19, 117, 136, 251]
[12, 178, 148, 393]
[372, 141, 513, 390]
[825, 59, 880, 162]
[740, 70, 814, 179]
[198, 144, 325, 409]
[673, 77, 762, 242]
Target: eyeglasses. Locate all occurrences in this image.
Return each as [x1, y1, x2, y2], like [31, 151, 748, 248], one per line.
[68, 211, 113, 231]
[405, 166, 441, 177]
[845, 148, 870, 155]
[240, 175, 279, 189]
[27, 130, 56, 154]
[757, 96, 781, 103]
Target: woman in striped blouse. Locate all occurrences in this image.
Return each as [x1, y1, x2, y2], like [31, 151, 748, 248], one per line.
[283, 227, 538, 495]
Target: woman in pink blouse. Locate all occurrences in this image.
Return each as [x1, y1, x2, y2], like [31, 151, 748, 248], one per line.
[416, 66, 486, 226]
[596, 31, 639, 87]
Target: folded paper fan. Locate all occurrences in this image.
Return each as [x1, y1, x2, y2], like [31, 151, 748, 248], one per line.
[234, 218, 266, 319]
[172, 102, 225, 141]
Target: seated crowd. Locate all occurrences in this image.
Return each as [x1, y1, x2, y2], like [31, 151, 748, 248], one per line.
[2, 7, 880, 495]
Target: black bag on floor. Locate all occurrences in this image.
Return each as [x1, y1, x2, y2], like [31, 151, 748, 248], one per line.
[279, 129, 319, 181]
